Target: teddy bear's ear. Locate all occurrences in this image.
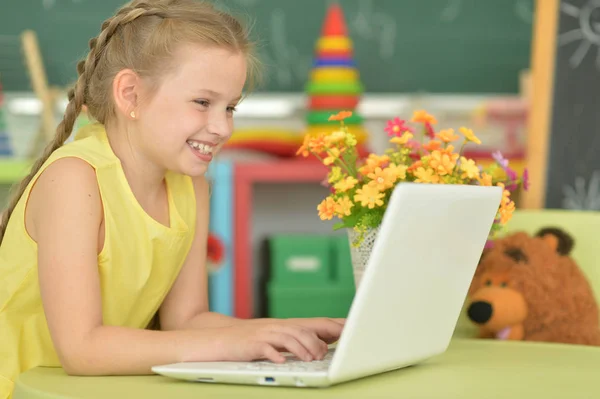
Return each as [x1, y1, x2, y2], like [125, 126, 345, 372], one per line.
[535, 227, 574, 256]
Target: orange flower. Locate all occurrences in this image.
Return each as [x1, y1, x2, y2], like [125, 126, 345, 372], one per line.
[367, 167, 397, 191]
[411, 110, 437, 125]
[413, 167, 440, 183]
[429, 149, 458, 175]
[436, 128, 459, 143]
[334, 197, 354, 217]
[317, 196, 336, 220]
[328, 110, 353, 121]
[296, 135, 311, 157]
[477, 172, 493, 186]
[423, 140, 442, 152]
[359, 154, 390, 175]
[497, 182, 511, 202]
[499, 200, 515, 224]
[407, 160, 423, 172]
[354, 185, 385, 209]
[308, 134, 328, 153]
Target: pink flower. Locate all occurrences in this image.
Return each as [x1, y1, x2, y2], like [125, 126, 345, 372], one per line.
[425, 123, 435, 139]
[385, 117, 414, 137]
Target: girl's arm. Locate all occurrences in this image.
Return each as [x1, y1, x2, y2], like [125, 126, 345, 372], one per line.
[157, 176, 345, 342]
[30, 158, 220, 375]
[157, 175, 235, 330]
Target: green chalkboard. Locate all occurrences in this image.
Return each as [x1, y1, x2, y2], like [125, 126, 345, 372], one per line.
[0, 0, 534, 93]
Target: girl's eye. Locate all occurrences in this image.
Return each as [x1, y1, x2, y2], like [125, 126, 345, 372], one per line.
[226, 106, 237, 114]
[195, 99, 209, 107]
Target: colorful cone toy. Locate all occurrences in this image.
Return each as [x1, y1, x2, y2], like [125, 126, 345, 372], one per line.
[304, 2, 368, 150]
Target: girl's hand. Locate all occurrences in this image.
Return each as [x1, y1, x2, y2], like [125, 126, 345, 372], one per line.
[184, 320, 342, 364]
[279, 317, 346, 344]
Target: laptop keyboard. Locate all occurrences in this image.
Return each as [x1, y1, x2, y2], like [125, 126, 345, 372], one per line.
[240, 348, 335, 372]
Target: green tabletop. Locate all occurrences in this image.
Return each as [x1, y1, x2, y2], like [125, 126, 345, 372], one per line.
[13, 339, 600, 399]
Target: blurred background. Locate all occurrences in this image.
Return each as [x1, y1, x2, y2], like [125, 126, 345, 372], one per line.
[0, 0, 597, 319]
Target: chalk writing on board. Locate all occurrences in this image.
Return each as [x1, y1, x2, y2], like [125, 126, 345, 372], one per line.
[440, 0, 462, 22]
[348, 0, 396, 59]
[558, 0, 600, 69]
[260, 8, 312, 88]
[515, 0, 534, 24]
[562, 170, 600, 210]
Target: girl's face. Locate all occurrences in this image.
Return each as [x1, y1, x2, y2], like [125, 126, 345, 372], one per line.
[136, 44, 247, 177]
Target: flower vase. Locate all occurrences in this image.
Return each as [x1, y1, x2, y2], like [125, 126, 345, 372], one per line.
[347, 226, 381, 288]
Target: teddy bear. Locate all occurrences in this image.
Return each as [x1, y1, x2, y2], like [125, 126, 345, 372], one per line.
[466, 227, 600, 346]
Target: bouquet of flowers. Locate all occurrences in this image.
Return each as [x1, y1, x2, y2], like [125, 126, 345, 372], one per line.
[297, 110, 529, 247]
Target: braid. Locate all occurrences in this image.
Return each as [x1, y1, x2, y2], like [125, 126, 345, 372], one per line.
[0, 2, 166, 245]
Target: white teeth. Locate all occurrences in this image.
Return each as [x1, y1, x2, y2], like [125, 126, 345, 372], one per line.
[187, 140, 214, 155]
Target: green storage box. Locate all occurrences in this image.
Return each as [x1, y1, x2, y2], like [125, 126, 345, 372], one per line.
[331, 234, 355, 287]
[267, 283, 355, 318]
[269, 235, 332, 286]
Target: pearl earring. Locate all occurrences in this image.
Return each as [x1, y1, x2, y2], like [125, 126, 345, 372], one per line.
[130, 111, 136, 118]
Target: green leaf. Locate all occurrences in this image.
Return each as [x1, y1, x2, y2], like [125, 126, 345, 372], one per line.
[333, 222, 346, 231]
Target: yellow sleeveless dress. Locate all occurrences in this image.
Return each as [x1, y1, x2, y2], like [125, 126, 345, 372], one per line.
[0, 124, 196, 399]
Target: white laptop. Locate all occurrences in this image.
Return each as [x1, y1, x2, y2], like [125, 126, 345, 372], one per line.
[152, 182, 502, 387]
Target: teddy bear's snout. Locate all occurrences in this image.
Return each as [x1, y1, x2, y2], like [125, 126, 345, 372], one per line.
[467, 284, 528, 332]
[468, 301, 493, 324]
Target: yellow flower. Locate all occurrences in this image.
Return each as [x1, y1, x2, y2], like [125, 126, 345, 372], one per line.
[460, 127, 481, 145]
[328, 166, 342, 184]
[429, 149, 458, 175]
[323, 148, 341, 165]
[317, 196, 336, 220]
[413, 167, 440, 183]
[324, 130, 347, 146]
[411, 110, 437, 124]
[334, 176, 358, 192]
[436, 128, 459, 143]
[386, 163, 408, 180]
[354, 185, 385, 209]
[389, 132, 414, 145]
[335, 196, 354, 217]
[491, 166, 507, 181]
[345, 132, 357, 147]
[367, 167, 397, 191]
[459, 157, 480, 179]
[477, 172, 493, 186]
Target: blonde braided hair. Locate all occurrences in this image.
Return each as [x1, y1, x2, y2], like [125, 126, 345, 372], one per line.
[0, 0, 259, 244]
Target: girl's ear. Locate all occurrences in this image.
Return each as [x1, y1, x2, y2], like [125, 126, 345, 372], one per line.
[112, 69, 141, 119]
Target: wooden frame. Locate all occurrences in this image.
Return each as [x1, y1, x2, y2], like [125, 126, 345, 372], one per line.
[521, 0, 559, 209]
[21, 29, 57, 153]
